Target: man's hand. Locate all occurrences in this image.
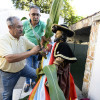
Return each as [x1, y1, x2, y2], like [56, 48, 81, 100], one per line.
[40, 36, 51, 48]
[53, 57, 64, 66]
[39, 48, 47, 56]
[30, 45, 40, 55]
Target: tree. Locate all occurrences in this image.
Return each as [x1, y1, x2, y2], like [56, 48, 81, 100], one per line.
[61, 0, 83, 26]
[12, 0, 83, 26]
[12, 0, 52, 13]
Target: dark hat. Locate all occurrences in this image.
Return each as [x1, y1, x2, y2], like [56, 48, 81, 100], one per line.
[52, 24, 74, 37]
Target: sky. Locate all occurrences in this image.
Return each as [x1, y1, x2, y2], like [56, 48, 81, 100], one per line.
[0, 0, 100, 17]
[0, 0, 14, 9]
[70, 0, 100, 17]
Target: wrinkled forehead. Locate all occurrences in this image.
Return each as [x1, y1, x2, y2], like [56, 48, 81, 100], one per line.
[30, 8, 40, 14]
[14, 18, 22, 26]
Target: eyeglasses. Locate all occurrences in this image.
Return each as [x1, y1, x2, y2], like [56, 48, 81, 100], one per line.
[12, 25, 23, 29]
[31, 13, 40, 17]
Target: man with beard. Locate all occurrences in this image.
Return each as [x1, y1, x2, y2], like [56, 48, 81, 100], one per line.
[23, 5, 46, 92]
[50, 24, 77, 100]
[0, 16, 40, 100]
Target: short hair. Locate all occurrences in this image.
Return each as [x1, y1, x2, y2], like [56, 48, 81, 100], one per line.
[30, 5, 40, 11]
[6, 16, 20, 26]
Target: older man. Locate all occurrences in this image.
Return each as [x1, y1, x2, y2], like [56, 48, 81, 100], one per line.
[0, 16, 40, 100]
[23, 5, 46, 92]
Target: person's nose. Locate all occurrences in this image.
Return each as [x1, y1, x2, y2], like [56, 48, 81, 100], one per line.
[34, 15, 38, 19]
[20, 27, 23, 31]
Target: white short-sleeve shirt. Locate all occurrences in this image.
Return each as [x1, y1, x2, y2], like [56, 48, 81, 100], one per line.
[0, 33, 35, 73]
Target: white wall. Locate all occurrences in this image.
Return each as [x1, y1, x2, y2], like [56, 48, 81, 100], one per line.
[0, 10, 11, 34]
[88, 24, 100, 100]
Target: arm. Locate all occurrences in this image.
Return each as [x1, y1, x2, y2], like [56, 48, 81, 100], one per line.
[5, 45, 40, 63]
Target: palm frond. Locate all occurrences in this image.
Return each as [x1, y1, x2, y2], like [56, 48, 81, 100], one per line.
[44, 0, 63, 38]
[43, 64, 66, 100]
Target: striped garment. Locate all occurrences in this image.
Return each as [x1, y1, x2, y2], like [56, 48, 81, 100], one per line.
[29, 43, 78, 100]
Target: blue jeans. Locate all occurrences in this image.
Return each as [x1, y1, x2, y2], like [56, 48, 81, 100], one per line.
[0, 65, 37, 100]
[26, 55, 39, 84]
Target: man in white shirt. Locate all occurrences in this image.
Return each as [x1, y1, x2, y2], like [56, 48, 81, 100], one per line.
[0, 16, 40, 100]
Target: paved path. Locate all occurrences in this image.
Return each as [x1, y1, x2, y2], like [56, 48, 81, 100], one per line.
[0, 75, 84, 100]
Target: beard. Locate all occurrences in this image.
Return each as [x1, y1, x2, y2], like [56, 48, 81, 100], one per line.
[54, 37, 61, 42]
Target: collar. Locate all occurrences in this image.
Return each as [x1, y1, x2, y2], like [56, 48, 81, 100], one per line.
[8, 32, 20, 40]
[29, 19, 40, 29]
[8, 32, 16, 40]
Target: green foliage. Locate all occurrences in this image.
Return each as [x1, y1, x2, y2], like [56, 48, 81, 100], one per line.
[45, 0, 63, 38]
[43, 64, 66, 100]
[61, 0, 83, 26]
[12, 0, 83, 26]
[34, 0, 52, 13]
[12, 0, 52, 13]
[21, 17, 28, 21]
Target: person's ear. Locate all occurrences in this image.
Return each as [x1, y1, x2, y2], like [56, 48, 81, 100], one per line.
[29, 13, 31, 17]
[8, 25, 13, 29]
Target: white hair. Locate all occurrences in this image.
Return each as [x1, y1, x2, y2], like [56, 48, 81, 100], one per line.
[6, 16, 20, 26]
